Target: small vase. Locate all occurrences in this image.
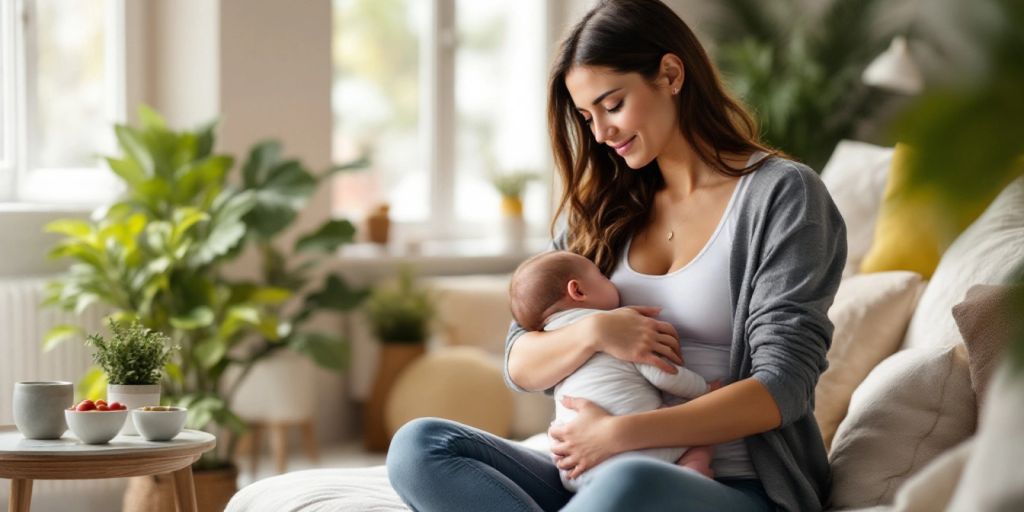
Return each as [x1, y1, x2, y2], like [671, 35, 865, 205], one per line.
[500, 197, 526, 253]
[108, 383, 161, 435]
[365, 204, 391, 245]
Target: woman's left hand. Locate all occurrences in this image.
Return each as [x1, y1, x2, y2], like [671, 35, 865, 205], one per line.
[549, 396, 621, 480]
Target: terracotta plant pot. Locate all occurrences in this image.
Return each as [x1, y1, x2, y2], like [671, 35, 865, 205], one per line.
[364, 343, 426, 451]
[123, 465, 238, 512]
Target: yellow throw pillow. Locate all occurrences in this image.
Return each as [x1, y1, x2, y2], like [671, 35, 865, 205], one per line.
[859, 143, 989, 278]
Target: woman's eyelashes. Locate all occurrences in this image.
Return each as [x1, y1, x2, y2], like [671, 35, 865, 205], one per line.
[581, 100, 624, 125]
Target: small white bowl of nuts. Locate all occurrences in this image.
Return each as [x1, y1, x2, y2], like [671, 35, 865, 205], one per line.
[131, 406, 187, 441]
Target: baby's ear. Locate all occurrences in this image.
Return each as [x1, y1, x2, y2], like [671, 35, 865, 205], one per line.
[566, 279, 586, 301]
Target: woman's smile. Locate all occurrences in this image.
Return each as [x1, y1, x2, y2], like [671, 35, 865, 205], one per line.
[613, 135, 637, 155]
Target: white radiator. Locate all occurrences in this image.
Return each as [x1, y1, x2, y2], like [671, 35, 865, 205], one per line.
[0, 277, 126, 511]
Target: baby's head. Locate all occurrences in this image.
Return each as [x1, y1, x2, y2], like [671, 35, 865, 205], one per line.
[509, 250, 619, 331]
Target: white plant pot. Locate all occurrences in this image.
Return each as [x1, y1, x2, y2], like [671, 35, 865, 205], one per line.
[107, 383, 161, 435]
[502, 214, 526, 253]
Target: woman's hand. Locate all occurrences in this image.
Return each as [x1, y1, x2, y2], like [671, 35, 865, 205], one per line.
[587, 306, 682, 373]
[549, 396, 622, 480]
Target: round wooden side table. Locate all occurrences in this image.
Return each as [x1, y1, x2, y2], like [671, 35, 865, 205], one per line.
[0, 425, 216, 512]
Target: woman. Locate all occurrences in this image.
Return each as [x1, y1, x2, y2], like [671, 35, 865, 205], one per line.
[387, 0, 845, 510]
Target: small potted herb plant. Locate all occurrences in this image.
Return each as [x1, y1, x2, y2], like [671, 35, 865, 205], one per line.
[363, 266, 435, 450]
[87, 320, 177, 435]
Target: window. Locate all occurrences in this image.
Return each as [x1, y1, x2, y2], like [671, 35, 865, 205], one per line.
[0, 0, 125, 205]
[332, 0, 552, 241]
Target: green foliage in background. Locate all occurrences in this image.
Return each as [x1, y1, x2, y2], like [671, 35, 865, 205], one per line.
[490, 171, 539, 199]
[891, 0, 1024, 369]
[43, 106, 369, 468]
[714, 0, 890, 170]
[365, 266, 435, 344]
[87, 320, 177, 386]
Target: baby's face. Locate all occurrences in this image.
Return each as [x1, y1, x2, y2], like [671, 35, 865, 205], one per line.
[577, 261, 620, 310]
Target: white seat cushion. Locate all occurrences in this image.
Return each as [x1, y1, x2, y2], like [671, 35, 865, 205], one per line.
[226, 466, 407, 512]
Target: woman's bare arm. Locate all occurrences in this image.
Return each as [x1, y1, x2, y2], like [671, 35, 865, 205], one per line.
[615, 378, 781, 450]
[508, 306, 683, 392]
[549, 378, 781, 478]
[507, 322, 598, 392]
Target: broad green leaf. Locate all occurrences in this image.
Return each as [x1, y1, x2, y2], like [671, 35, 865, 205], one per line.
[105, 156, 147, 188]
[192, 191, 256, 265]
[42, 325, 85, 352]
[173, 155, 233, 203]
[241, 140, 283, 188]
[295, 220, 356, 253]
[182, 394, 222, 429]
[137, 104, 168, 131]
[304, 274, 369, 312]
[195, 120, 218, 159]
[78, 367, 108, 402]
[165, 362, 183, 384]
[218, 306, 262, 340]
[213, 407, 249, 435]
[171, 207, 210, 246]
[289, 332, 349, 372]
[194, 337, 228, 369]
[324, 156, 370, 176]
[45, 219, 93, 239]
[170, 306, 215, 330]
[115, 125, 154, 175]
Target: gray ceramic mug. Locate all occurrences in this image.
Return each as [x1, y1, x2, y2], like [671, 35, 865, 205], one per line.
[13, 381, 74, 439]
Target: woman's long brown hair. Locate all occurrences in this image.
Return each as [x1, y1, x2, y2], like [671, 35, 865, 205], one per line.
[549, 0, 777, 275]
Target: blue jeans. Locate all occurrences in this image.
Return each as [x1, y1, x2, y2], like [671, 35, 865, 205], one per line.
[386, 417, 775, 512]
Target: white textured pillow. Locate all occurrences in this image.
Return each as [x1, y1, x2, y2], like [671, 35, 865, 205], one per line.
[820, 140, 896, 277]
[891, 438, 974, 512]
[829, 344, 977, 509]
[947, 363, 1024, 510]
[903, 177, 1024, 350]
[816, 271, 924, 451]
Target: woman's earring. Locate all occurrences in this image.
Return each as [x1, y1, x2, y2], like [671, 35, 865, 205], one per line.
[672, 87, 679, 95]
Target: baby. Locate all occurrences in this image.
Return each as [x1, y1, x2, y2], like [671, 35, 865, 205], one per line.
[509, 250, 714, 491]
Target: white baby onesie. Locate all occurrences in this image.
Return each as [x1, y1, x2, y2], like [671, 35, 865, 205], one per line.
[545, 308, 709, 491]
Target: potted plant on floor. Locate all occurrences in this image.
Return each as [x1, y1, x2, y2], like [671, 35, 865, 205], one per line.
[87, 320, 177, 435]
[363, 266, 435, 451]
[42, 106, 369, 511]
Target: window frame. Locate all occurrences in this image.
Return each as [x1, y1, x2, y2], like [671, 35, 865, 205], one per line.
[1, 0, 130, 206]
[336, 0, 567, 243]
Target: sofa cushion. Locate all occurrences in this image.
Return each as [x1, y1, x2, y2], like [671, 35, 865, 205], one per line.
[903, 177, 1024, 351]
[829, 344, 976, 509]
[815, 271, 923, 451]
[947, 362, 1024, 510]
[820, 140, 895, 278]
[859, 144, 952, 278]
[890, 438, 974, 512]
[952, 284, 1022, 411]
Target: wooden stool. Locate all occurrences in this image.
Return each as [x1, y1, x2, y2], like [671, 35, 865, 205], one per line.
[240, 419, 319, 475]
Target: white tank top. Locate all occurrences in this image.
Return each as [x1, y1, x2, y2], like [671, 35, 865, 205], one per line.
[608, 155, 762, 478]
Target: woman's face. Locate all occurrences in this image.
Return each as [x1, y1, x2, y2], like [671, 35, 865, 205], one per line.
[564, 64, 679, 169]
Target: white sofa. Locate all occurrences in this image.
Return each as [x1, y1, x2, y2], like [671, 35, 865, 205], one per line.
[227, 142, 1024, 511]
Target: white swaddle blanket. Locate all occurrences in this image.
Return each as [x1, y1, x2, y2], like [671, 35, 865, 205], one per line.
[545, 308, 708, 491]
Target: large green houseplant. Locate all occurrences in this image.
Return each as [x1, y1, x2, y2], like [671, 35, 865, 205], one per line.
[43, 106, 369, 469]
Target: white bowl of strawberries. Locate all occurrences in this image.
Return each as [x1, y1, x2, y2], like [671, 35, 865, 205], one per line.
[65, 399, 128, 444]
